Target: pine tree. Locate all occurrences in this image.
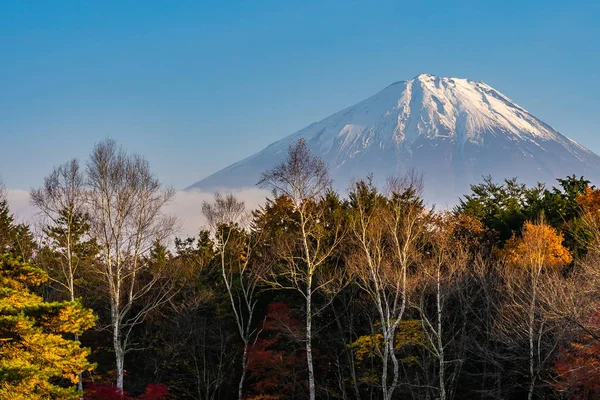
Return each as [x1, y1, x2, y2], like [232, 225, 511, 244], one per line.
[0, 254, 96, 399]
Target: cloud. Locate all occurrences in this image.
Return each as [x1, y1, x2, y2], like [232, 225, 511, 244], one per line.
[5, 187, 270, 240]
[165, 187, 270, 238]
[6, 189, 37, 225]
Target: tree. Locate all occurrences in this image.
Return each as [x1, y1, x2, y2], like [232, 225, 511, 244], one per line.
[86, 139, 176, 392]
[258, 138, 343, 400]
[246, 302, 307, 400]
[85, 383, 171, 399]
[553, 310, 600, 399]
[456, 175, 591, 252]
[577, 186, 600, 258]
[500, 221, 572, 400]
[150, 233, 239, 400]
[413, 213, 478, 400]
[0, 181, 36, 261]
[0, 254, 96, 399]
[202, 193, 262, 400]
[455, 176, 541, 243]
[547, 187, 600, 399]
[0, 181, 15, 254]
[31, 159, 97, 392]
[31, 159, 89, 304]
[346, 175, 428, 399]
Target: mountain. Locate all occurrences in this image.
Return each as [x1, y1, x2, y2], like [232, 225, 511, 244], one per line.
[186, 74, 600, 203]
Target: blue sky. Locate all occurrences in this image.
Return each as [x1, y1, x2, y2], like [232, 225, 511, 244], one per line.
[1, 0, 599, 190]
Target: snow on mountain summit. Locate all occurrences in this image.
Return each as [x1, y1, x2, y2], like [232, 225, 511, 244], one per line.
[187, 74, 600, 204]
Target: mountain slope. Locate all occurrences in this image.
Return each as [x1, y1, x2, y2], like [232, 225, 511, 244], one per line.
[187, 74, 600, 203]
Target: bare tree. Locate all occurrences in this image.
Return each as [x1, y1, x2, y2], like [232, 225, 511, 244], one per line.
[413, 213, 473, 400]
[258, 138, 342, 400]
[202, 192, 262, 400]
[551, 205, 600, 339]
[86, 139, 176, 392]
[546, 190, 600, 345]
[346, 174, 427, 400]
[31, 159, 87, 303]
[31, 158, 91, 393]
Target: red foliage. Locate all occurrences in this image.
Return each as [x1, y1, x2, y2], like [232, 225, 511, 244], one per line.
[137, 384, 172, 400]
[85, 383, 171, 400]
[553, 312, 600, 399]
[85, 384, 128, 400]
[261, 301, 302, 333]
[246, 302, 307, 399]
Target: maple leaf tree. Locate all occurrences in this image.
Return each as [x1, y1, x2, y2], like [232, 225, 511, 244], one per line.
[245, 302, 307, 399]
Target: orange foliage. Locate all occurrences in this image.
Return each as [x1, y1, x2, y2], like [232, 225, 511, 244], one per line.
[502, 221, 572, 269]
[578, 187, 600, 214]
[553, 312, 600, 399]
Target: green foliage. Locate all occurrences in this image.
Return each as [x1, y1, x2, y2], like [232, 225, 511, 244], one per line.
[0, 198, 36, 261]
[455, 176, 542, 242]
[456, 175, 591, 250]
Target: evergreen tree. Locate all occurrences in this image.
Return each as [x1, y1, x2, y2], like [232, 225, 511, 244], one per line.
[0, 254, 96, 399]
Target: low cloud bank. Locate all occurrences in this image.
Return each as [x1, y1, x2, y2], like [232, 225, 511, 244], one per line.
[6, 187, 270, 240]
[6, 189, 36, 225]
[165, 187, 270, 238]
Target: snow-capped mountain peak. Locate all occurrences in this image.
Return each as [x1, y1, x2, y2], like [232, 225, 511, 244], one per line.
[187, 74, 600, 204]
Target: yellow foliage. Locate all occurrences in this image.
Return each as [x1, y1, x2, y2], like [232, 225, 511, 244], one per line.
[349, 333, 383, 362]
[502, 222, 572, 269]
[0, 254, 96, 399]
[348, 320, 425, 365]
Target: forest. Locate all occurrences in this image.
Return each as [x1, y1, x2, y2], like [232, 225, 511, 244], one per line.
[2, 138, 600, 400]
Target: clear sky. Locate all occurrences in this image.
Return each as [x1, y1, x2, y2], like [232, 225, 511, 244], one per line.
[1, 0, 599, 190]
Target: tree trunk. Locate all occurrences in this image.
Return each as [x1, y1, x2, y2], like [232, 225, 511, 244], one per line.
[68, 235, 85, 397]
[306, 286, 315, 400]
[437, 270, 446, 400]
[528, 282, 537, 400]
[113, 309, 125, 392]
[381, 326, 389, 400]
[76, 332, 83, 394]
[115, 345, 125, 392]
[238, 343, 248, 400]
[387, 325, 401, 400]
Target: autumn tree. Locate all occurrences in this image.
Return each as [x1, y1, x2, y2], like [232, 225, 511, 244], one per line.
[31, 159, 90, 303]
[412, 213, 479, 400]
[258, 138, 343, 400]
[457, 175, 591, 253]
[202, 192, 262, 400]
[577, 186, 600, 259]
[500, 221, 572, 400]
[31, 159, 97, 392]
[546, 186, 600, 399]
[246, 302, 307, 400]
[0, 254, 96, 399]
[86, 139, 176, 392]
[553, 310, 600, 399]
[346, 175, 428, 399]
[146, 231, 240, 399]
